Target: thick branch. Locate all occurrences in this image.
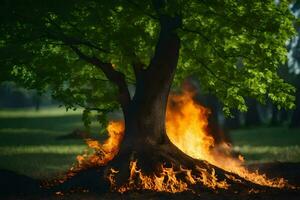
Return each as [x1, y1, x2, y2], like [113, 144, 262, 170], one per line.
[148, 16, 181, 71]
[131, 54, 146, 80]
[148, 0, 181, 73]
[132, 62, 144, 79]
[70, 45, 131, 113]
[44, 18, 130, 112]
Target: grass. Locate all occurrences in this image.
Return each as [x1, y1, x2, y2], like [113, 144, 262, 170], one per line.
[0, 107, 299, 179]
[230, 127, 300, 163]
[0, 107, 87, 179]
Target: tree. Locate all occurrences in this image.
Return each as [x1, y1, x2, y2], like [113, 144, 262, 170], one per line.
[288, 2, 300, 128]
[224, 109, 241, 130]
[0, 0, 296, 190]
[244, 98, 261, 127]
[290, 75, 300, 127]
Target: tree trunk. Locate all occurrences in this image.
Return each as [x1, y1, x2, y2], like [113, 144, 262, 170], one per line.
[106, 14, 187, 180]
[279, 109, 289, 124]
[270, 104, 279, 126]
[290, 88, 300, 128]
[224, 109, 241, 130]
[245, 98, 261, 127]
[201, 93, 231, 144]
[123, 15, 180, 146]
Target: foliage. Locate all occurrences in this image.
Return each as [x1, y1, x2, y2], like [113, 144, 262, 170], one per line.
[0, 0, 296, 122]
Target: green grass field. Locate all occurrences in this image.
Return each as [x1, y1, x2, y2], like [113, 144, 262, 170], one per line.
[0, 107, 299, 179]
[0, 107, 87, 179]
[230, 127, 300, 163]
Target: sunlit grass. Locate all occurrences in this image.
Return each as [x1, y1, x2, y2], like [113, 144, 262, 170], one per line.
[0, 145, 86, 155]
[0, 153, 80, 179]
[0, 106, 83, 118]
[0, 128, 64, 135]
[0, 107, 88, 178]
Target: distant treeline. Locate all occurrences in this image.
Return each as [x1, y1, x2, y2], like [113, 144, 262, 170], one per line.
[0, 80, 299, 128]
[200, 93, 300, 129]
[0, 81, 58, 109]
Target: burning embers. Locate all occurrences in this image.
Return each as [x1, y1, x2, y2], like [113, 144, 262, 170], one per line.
[76, 90, 290, 193]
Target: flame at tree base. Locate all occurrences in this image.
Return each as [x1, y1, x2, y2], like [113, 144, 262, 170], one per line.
[108, 160, 229, 193]
[74, 89, 293, 193]
[166, 91, 288, 189]
[76, 121, 125, 167]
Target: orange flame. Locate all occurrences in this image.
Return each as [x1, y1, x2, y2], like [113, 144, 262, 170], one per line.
[166, 90, 287, 188]
[108, 160, 228, 193]
[77, 121, 124, 167]
[166, 91, 214, 160]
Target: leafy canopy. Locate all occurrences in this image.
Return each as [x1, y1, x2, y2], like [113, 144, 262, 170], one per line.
[0, 0, 296, 121]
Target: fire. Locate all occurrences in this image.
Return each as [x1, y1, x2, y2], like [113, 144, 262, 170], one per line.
[166, 91, 213, 160]
[108, 160, 228, 193]
[42, 121, 125, 189]
[76, 89, 290, 193]
[166, 90, 287, 188]
[77, 121, 124, 167]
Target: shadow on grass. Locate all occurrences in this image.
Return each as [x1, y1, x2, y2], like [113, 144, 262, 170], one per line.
[0, 114, 107, 147]
[248, 162, 300, 186]
[0, 169, 41, 196]
[0, 153, 80, 179]
[0, 131, 85, 146]
[230, 127, 300, 147]
[0, 114, 82, 130]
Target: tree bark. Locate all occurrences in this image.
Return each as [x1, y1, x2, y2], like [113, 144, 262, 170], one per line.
[121, 14, 181, 148]
[245, 98, 261, 127]
[224, 109, 241, 130]
[290, 88, 300, 128]
[270, 104, 281, 126]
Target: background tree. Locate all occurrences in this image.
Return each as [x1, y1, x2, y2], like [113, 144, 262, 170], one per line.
[244, 98, 261, 127]
[287, 1, 300, 128]
[0, 0, 296, 187]
[224, 109, 241, 130]
[290, 75, 300, 127]
[0, 81, 54, 108]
